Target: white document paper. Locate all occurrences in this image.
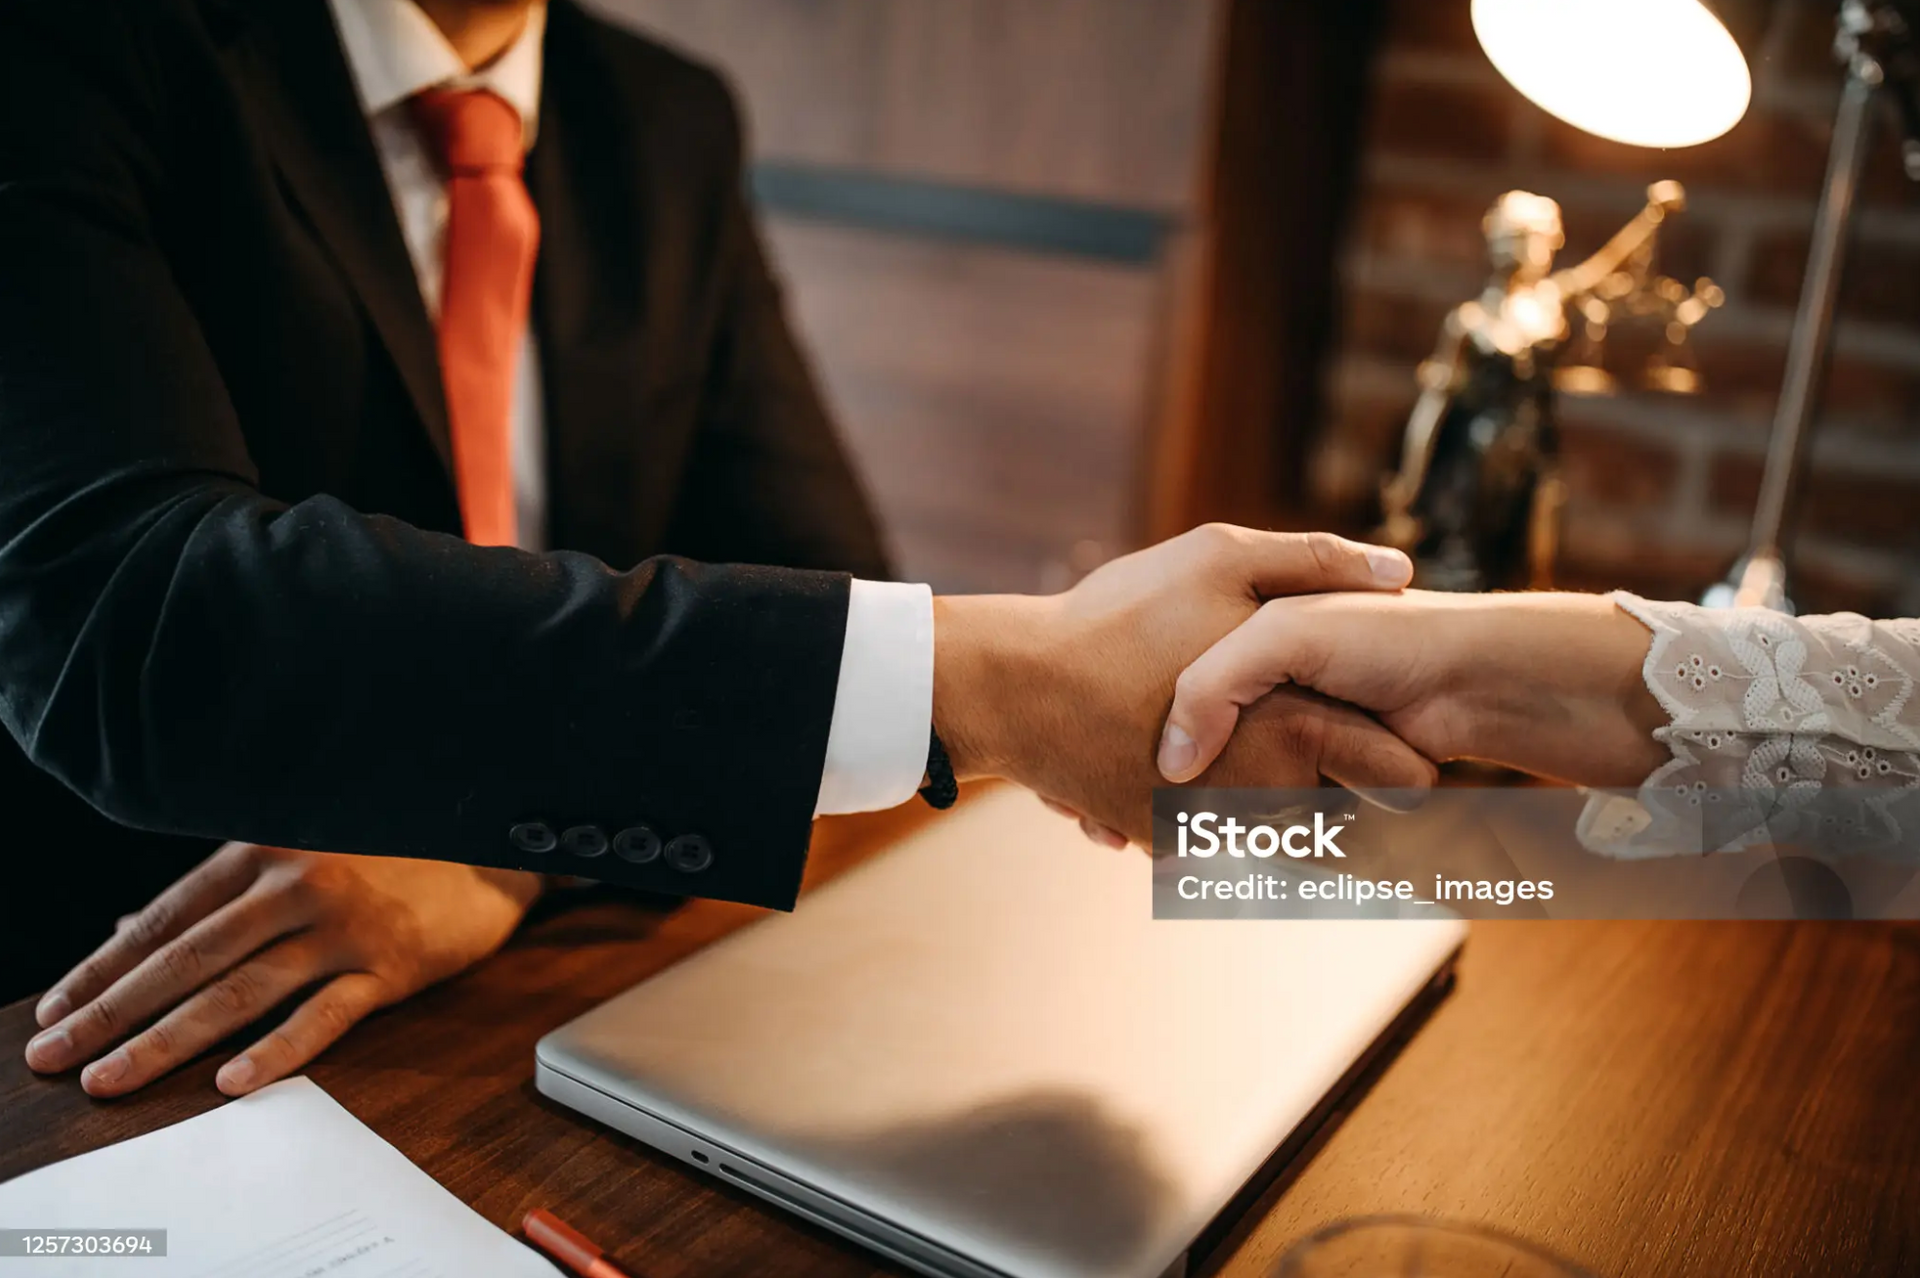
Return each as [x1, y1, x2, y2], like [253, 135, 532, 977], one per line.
[0, 1077, 560, 1276]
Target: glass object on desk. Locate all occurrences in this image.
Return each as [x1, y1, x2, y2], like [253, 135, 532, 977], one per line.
[1275, 1216, 1593, 1278]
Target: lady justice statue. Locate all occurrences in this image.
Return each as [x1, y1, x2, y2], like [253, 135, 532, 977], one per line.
[1377, 180, 1723, 591]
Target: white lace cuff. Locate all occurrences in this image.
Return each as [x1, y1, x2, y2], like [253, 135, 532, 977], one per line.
[1577, 593, 1920, 860]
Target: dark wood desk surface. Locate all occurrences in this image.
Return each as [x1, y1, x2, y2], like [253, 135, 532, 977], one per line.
[4, 794, 1919, 1277]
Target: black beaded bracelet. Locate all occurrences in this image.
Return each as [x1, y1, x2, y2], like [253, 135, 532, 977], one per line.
[919, 726, 959, 810]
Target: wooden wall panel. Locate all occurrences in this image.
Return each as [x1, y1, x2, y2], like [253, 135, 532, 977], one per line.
[581, 0, 1233, 590]
[764, 219, 1161, 593]
[588, 0, 1221, 212]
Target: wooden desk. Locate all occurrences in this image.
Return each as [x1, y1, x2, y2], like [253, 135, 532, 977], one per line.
[4, 796, 1919, 1277]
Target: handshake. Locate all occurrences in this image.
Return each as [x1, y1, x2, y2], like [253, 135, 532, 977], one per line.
[29, 524, 1671, 1102]
[934, 524, 1670, 846]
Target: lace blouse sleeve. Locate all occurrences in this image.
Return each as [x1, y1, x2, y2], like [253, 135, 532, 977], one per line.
[1575, 593, 1920, 859]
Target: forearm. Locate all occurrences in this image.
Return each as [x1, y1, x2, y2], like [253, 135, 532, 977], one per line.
[2, 479, 847, 905]
[1437, 593, 1668, 787]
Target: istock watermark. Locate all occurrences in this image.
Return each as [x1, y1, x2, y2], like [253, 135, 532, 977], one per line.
[1172, 809, 1350, 860]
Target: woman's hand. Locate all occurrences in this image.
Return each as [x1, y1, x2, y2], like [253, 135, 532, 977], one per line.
[1157, 590, 1670, 789]
[24, 844, 543, 1098]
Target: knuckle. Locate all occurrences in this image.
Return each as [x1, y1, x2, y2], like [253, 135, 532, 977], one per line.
[1301, 530, 1351, 578]
[139, 1019, 177, 1059]
[385, 952, 425, 989]
[218, 842, 266, 880]
[120, 904, 174, 949]
[1172, 662, 1213, 705]
[203, 965, 262, 1017]
[279, 871, 323, 913]
[321, 1000, 358, 1038]
[1272, 703, 1328, 759]
[312, 995, 361, 1042]
[259, 1026, 301, 1065]
[67, 958, 110, 997]
[151, 939, 205, 989]
[80, 997, 125, 1039]
[1254, 596, 1299, 633]
[1191, 522, 1241, 562]
[1327, 720, 1384, 767]
[1263, 602, 1325, 678]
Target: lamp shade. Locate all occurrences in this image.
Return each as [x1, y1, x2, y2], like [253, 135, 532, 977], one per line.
[1472, 0, 1752, 148]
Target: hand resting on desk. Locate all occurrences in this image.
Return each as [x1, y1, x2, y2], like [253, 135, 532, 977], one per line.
[25, 843, 543, 1097]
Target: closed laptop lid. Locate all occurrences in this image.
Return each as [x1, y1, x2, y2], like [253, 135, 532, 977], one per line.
[539, 787, 1465, 1278]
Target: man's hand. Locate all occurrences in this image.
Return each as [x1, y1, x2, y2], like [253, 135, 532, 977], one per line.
[1157, 589, 1668, 789]
[931, 525, 1435, 844]
[24, 845, 542, 1097]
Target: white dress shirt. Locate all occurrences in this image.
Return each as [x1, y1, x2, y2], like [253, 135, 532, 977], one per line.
[324, 0, 933, 816]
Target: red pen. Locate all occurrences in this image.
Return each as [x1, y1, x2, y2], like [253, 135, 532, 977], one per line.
[521, 1208, 636, 1278]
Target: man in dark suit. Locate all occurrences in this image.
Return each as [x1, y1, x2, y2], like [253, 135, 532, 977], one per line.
[1, 0, 894, 1038]
[0, 0, 1429, 1096]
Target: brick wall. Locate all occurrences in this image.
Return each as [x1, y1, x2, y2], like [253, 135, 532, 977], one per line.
[1309, 0, 1920, 615]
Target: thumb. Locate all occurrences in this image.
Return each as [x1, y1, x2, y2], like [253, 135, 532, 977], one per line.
[1227, 529, 1412, 599]
[1158, 599, 1329, 782]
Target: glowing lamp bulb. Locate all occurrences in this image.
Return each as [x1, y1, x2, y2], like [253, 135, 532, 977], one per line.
[1472, 0, 1752, 148]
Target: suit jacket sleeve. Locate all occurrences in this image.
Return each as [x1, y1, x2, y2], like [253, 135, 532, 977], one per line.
[657, 78, 893, 581]
[0, 3, 838, 910]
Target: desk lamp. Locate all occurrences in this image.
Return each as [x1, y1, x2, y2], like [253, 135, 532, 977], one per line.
[1477, 0, 1919, 611]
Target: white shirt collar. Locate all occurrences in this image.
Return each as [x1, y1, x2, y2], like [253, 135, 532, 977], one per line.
[325, 0, 546, 150]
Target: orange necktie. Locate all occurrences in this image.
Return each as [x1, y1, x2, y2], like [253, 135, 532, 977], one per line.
[411, 88, 540, 548]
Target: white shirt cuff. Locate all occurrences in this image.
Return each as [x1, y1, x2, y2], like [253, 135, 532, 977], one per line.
[814, 579, 935, 815]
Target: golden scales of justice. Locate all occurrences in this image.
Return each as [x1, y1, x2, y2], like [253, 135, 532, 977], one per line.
[1408, 0, 1920, 609]
[1376, 179, 1723, 593]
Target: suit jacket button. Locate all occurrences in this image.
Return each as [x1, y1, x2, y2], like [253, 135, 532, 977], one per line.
[612, 825, 662, 864]
[665, 834, 713, 873]
[509, 822, 557, 854]
[561, 825, 609, 858]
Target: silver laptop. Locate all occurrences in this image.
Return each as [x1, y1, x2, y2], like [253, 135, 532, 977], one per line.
[537, 787, 1464, 1278]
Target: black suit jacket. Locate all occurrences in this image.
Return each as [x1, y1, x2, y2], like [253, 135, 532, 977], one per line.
[0, 0, 891, 997]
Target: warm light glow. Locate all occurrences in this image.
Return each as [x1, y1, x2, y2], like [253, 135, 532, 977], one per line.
[1473, 0, 1752, 148]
